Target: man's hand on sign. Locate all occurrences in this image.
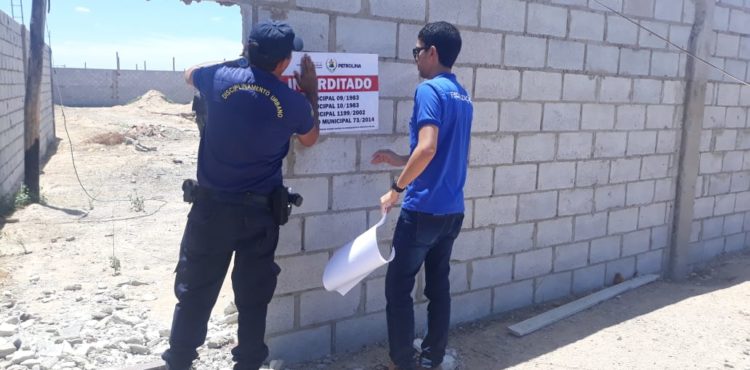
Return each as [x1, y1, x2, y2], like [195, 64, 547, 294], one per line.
[371, 150, 408, 167]
[294, 54, 318, 97]
[380, 189, 399, 214]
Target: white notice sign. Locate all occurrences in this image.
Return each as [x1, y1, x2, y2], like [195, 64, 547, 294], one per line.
[282, 52, 379, 133]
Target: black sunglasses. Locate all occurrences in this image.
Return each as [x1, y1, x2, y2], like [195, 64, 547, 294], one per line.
[412, 46, 430, 60]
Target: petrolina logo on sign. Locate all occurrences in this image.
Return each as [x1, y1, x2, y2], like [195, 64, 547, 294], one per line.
[326, 58, 338, 72]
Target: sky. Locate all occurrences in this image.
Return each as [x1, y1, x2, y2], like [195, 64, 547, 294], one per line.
[0, 0, 243, 70]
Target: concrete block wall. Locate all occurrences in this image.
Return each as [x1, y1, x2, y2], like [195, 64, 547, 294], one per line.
[0, 10, 54, 206]
[52, 68, 194, 106]
[690, 0, 750, 264]
[206, 0, 730, 362]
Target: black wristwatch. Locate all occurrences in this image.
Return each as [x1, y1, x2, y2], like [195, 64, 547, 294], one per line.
[391, 179, 405, 193]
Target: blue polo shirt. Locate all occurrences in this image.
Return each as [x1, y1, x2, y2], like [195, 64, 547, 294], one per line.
[192, 63, 314, 195]
[401, 73, 473, 215]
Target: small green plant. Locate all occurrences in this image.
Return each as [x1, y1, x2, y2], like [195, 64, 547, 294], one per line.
[14, 186, 31, 208]
[129, 192, 145, 213]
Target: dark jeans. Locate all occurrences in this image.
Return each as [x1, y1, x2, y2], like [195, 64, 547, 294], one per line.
[162, 196, 280, 370]
[386, 209, 464, 370]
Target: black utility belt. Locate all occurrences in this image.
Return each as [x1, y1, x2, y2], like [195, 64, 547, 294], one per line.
[181, 179, 302, 226]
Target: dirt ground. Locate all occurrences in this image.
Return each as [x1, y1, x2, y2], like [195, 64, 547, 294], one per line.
[1, 93, 749, 369]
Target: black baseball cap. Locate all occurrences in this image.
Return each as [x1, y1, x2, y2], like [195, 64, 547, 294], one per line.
[248, 20, 304, 62]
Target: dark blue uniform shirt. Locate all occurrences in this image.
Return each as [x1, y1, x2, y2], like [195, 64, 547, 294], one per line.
[192, 63, 314, 195]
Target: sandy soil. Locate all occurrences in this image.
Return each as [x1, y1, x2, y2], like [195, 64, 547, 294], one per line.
[1, 93, 748, 370]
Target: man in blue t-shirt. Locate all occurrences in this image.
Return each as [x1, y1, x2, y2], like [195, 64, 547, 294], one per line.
[162, 21, 320, 370]
[372, 22, 472, 370]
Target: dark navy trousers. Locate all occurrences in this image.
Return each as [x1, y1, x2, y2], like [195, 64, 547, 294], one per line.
[386, 209, 464, 370]
[162, 197, 280, 370]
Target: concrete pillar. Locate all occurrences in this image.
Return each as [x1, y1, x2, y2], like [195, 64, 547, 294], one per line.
[668, 0, 716, 280]
[240, 3, 252, 46]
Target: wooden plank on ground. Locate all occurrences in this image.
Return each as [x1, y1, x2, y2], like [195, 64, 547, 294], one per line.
[507, 274, 660, 337]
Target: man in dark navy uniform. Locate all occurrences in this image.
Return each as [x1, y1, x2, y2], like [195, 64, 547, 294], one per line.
[161, 20, 320, 370]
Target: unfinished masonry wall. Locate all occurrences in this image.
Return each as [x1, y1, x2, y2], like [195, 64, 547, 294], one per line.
[232, 0, 743, 362]
[0, 10, 54, 207]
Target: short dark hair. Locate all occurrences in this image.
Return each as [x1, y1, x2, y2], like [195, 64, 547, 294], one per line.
[418, 21, 462, 68]
[246, 42, 290, 72]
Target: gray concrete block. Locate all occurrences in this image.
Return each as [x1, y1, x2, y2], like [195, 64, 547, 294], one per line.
[516, 134, 556, 162]
[558, 188, 594, 216]
[500, 102, 542, 132]
[662, 80, 685, 104]
[514, 248, 553, 280]
[726, 107, 746, 128]
[465, 166, 494, 198]
[429, 0, 479, 26]
[599, 77, 631, 103]
[258, 9, 329, 52]
[522, 71, 563, 101]
[398, 23, 424, 60]
[554, 242, 589, 271]
[451, 261, 470, 294]
[493, 280, 533, 313]
[519, 191, 558, 221]
[708, 174, 732, 196]
[537, 217, 574, 247]
[332, 173, 390, 210]
[558, 132, 592, 160]
[731, 172, 750, 193]
[300, 288, 361, 326]
[334, 312, 387, 353]
[703, 106, 727, 128]
[723, 214, 744, 235]
[543, 103, 581, 131]
[594, 132, 627, 158]
[575, 211, 609, 241]
[527, 3, 568, 37]
[654, 0, 682, 21]
[639, 202, 667, 228]
[276, 253, 330, 294]
[535, 271, 572, 303]
[693, 197, 715, 219]
[714, 193, 737, 216]
[699, 153, 723, 174]
[718, 84, 741, 106]
[610, 158, 641, 184]
[494, 164, 537, 195]
[481, 0, 526, 32]
[729, 9, 750, 34]
[452, 229, 493, 261]
[563, 74, 597, 102]
[476, 69, 520, 99]
[570, 10, 605, 41]
[470, 135, 514, 166]
[605, 257, 636, 285]
[504, 35, 547, 68]
[572, 263, 605, 294]
[622, 229, 650, 257]
[380, 62, 422, 98]
[639, 21, 668, 49]
[619, 48, 651, 76]
[285, 177, 329, 215]
[365, 276, 386, 313]
[586, 45, 620, 74]
[360, 136, 411, 172]
[725, 233, 746, 252]
[277, 218, 303, 257]
[296, 0, 361, 12]
[548, 40, 585, 70]
[609, 208, 639, 234]
[293, 138, 357, 175]
[616, 105, 646, 130]
[715, 130, 738, 151]
[267, 295, 295, 335]
[370, 0, 425, 21]
[539, 162, 576, 190]
[268, 325, 331, 362]
[471, 255, 513, 289]
[651, 224, 669, 250]
[633, 79, 663, 104]
[590, 235, 621, 263]
[336, 17, 396, 57]
[582, 104, 616, 130]
[723, 151, 744, 172]
[647, 105, 675, 129]
[627, 131, 657, 156]
[450, 290, 492, 326]
[607, 15, 638, 45]
[650, 51, 680, 77]
[305, 211, 367, 251]
[458, 30, 503, 65]
[474, 195, 517, 227]
[641, 155, 670, 179]
[576, 160, 610, 187]
[494, 223, 535, 255]
[472, 102, 499, 133]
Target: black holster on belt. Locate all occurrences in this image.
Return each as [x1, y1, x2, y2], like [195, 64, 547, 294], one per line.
[182, 179, 200, 203]
[271, 186, 291, 226]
